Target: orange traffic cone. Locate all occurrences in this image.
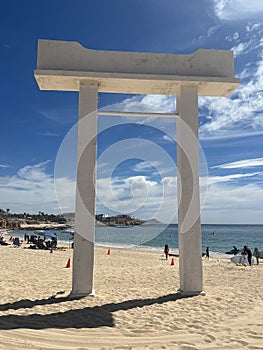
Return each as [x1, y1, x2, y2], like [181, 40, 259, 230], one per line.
[107, 248, 111, 255]
[65, 258, 70, 268]
[171, 258, 175, 266]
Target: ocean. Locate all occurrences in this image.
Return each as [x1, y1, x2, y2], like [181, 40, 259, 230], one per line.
[6, 224, 263, 257]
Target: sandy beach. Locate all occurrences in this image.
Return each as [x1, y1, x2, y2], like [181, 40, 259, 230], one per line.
[0, 243, 262, 350]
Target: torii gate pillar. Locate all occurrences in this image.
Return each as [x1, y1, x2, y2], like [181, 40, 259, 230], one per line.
[176, 86, 203, 295]
[72, 84, 98, 296]
[34, 40, 239, 297]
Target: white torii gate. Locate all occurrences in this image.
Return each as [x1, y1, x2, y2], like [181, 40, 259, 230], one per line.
[34, 40, 239, 297]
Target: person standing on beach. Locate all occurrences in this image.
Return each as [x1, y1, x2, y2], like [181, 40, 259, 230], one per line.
[243, 246, 252, 266]
[253, 247, 259, 265]
[164, 244, 169, 260]
[205, 246, 209, 259]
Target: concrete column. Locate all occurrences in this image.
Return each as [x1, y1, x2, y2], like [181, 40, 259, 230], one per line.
[71, 83, 98, 297]
[176, 86, 204, 296]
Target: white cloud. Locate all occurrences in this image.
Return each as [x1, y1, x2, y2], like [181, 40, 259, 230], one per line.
[213, 157, 263, 169]
[133, 161, 161, 172]
[231, 42, 250, 57]
[161, 134, 174, 143]
[17, 161, 51, 182]
[97, 163, 263, 223]
[193, 24, 223, 46]
[100, 28, 263, 141]
[201, 182, 263, 223]
[246, 23, 262, 33]
[96, 175, 177, 223]
[1, 161, 262, 223]
[205, 172, 261, 185]
[0, 164, 10, 168]
[225, 31, 239, 42]
[0, 162, 75, 214]
[97, 169, 263, 224]
[199, 23, 263, 139]
[101, 95, 176, 115]
[214, 0, 263, 20]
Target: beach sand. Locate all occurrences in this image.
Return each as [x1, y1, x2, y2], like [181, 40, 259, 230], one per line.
[0, 243, 262, 350]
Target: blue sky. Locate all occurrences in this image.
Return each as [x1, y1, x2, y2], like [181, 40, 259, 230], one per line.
[1, 0, 263, 224]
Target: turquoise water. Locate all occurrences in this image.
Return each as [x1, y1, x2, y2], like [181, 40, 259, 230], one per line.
[7, 224, 263, 256]
[96, 224, 263, 255]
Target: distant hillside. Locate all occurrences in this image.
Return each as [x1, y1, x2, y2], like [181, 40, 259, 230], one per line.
[63, 213, 164, 226]
[143, 219, 164, 225]
[62, 212, 75, 220]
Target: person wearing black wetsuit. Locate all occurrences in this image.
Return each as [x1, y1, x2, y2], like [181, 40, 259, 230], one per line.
[243, 245, 252, 266]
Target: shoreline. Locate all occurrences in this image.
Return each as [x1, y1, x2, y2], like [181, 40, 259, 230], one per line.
[2, 229, 260, 259]
[2, 231, 260, 262]
[2, 223, 262, 261]
[0, 231, 223, 258]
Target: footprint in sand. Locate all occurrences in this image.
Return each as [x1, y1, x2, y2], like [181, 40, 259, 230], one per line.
[229, 338, 249, 346]
[203, 334, 216, 343]
[179, 345, 199, 350]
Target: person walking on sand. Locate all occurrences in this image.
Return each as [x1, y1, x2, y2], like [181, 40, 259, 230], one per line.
[205, 246, 209, 260]
[253, 247, 259, 265]
[164, 244, 169, 260]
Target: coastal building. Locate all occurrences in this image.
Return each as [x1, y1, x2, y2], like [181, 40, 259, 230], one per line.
[96, 214, 144, 226]
[95, 213, 109, 222]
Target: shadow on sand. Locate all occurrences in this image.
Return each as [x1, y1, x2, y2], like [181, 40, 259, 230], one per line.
[0, 292, 195, 329]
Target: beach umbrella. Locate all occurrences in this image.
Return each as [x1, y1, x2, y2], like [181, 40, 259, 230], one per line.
[41, 231, 57, 239]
